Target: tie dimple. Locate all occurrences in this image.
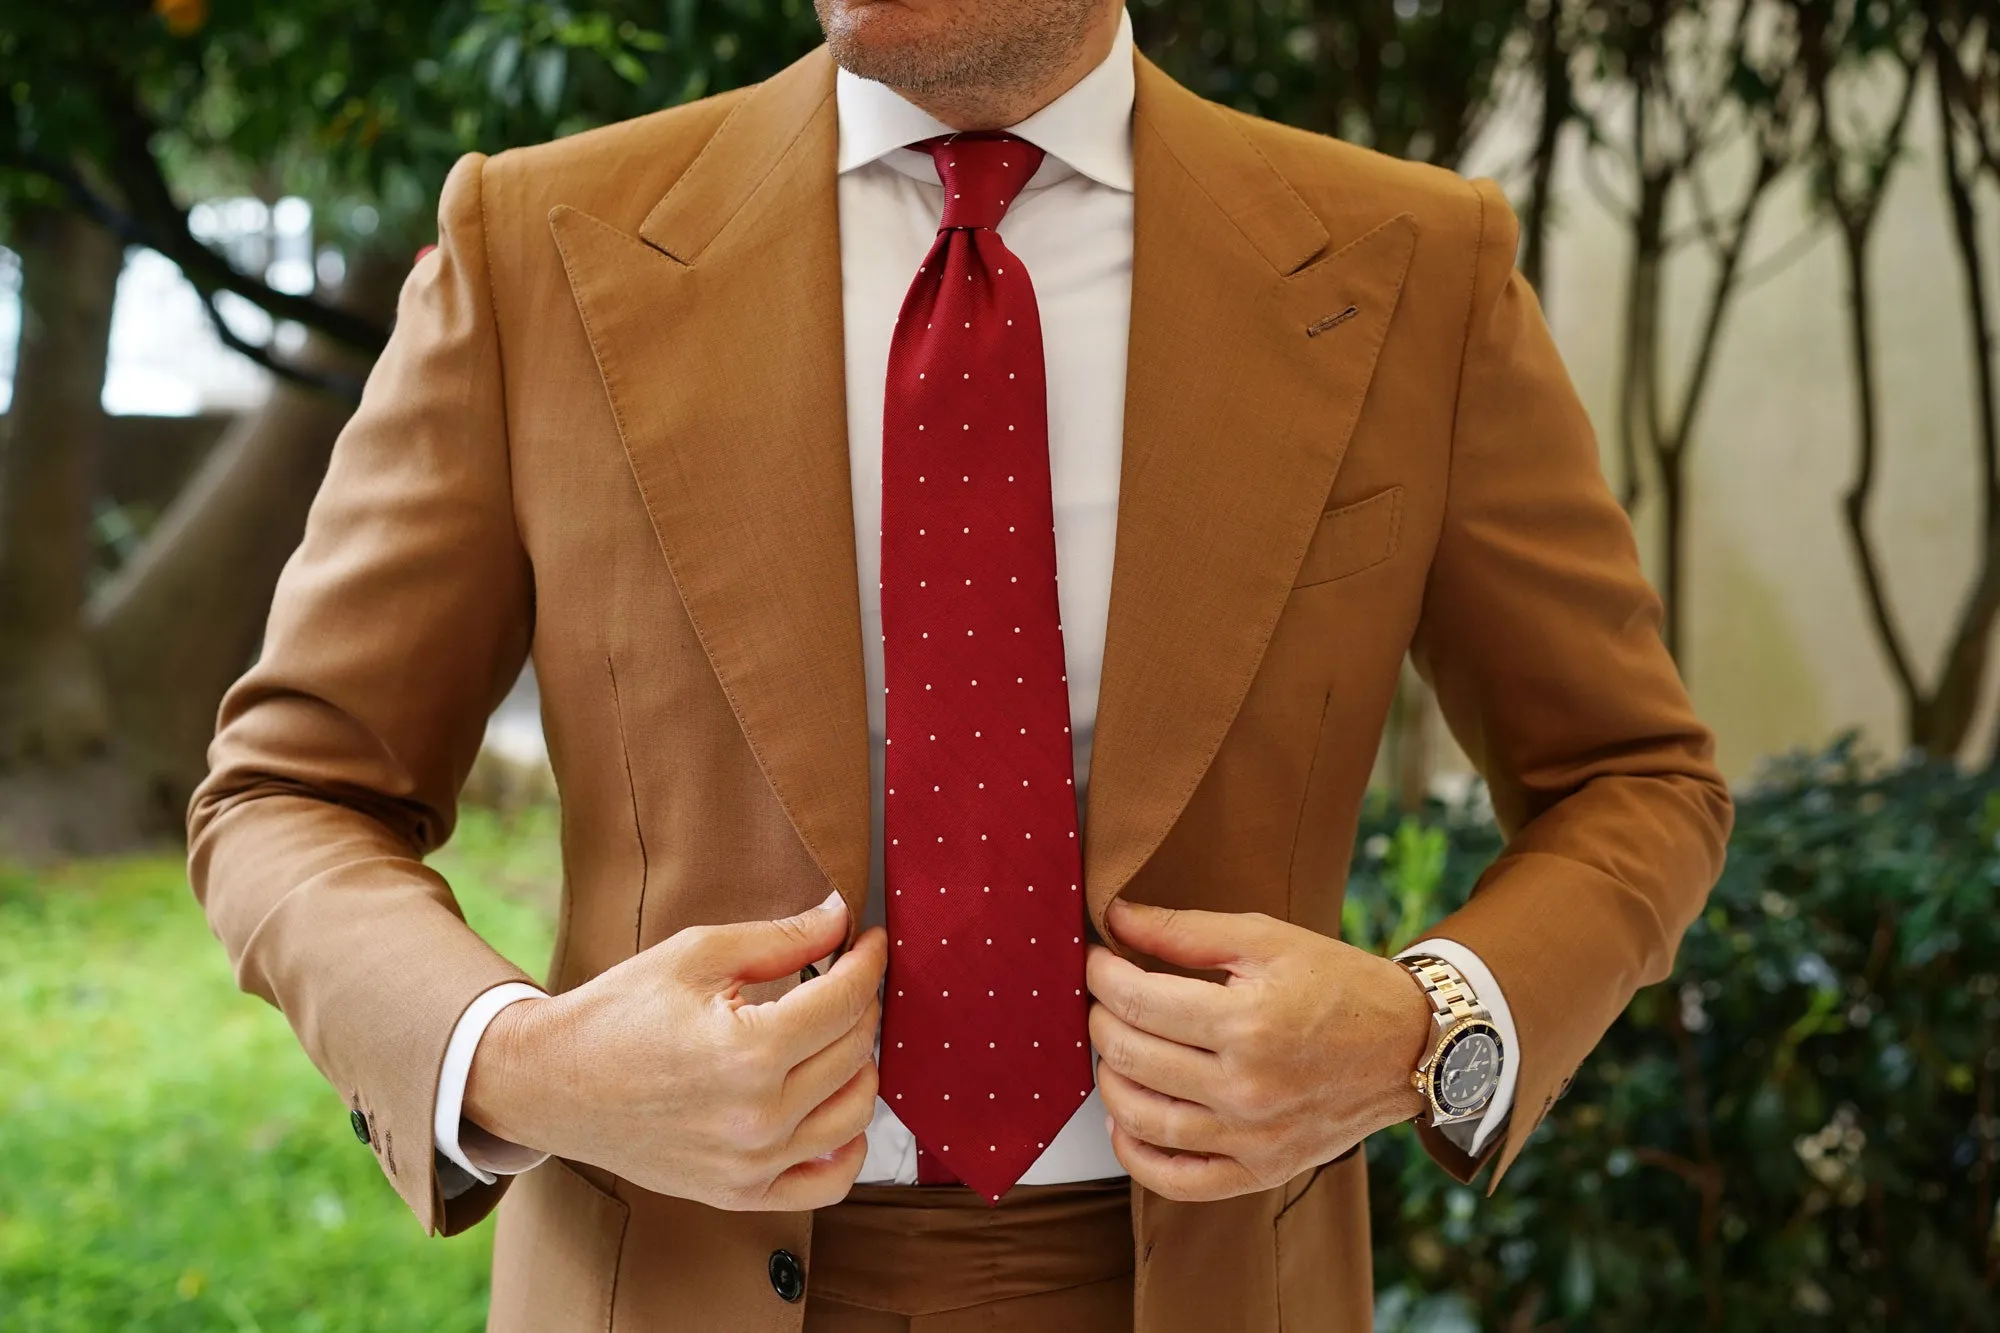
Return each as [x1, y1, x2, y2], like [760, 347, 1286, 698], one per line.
[875, 131, 1090, 1203]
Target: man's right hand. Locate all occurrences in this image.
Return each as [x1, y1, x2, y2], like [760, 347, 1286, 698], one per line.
[465, 890, 885, 1211]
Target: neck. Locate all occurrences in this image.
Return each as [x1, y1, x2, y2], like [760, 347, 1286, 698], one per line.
[902, 6, 1121, 131]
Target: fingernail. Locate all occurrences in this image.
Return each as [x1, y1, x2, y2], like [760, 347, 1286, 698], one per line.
[819, 888, 844, 911]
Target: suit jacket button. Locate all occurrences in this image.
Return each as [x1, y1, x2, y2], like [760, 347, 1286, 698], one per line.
[350, 1109, 371, 1145]
[768, 1249, 805, 1302]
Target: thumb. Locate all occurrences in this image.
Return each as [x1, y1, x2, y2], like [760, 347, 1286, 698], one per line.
[681, 889, 851, 991]
[1105, 900, 1276, 976]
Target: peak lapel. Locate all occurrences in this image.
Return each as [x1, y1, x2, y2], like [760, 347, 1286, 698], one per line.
[1084, 57, 1419, 931]
[550, 49, 872, 921]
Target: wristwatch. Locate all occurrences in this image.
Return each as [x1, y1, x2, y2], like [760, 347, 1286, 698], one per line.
[1399, 955, 1505, 1153]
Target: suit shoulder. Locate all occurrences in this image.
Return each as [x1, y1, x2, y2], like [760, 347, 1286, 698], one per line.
[1216, 105, 1497, 253]
[477, 84, 757, 234]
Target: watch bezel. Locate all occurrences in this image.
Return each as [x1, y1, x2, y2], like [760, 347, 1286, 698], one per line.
[1418, 1016, 1504, 1122]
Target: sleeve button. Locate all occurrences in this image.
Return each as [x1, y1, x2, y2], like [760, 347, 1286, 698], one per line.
[767, 1249, 805, 1302]
[350, 1109, 372, 1145]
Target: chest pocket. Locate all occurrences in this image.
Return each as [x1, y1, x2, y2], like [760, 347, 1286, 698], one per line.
[1292, 486, 1403, 589]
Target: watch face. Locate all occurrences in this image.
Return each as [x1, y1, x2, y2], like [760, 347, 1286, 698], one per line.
[1436, 1027, 1501, 1114]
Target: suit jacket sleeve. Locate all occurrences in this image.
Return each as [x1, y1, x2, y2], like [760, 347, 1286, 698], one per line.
[187, 151, 537, 1236]
[1404, 177, 1734, 1188]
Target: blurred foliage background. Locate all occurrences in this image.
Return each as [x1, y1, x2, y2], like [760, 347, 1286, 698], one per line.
[2, 0, 1998, 1330]
[1348, 742, 2000, 1330]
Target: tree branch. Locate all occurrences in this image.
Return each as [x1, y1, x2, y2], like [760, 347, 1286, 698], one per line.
[90, 80, 391, 358]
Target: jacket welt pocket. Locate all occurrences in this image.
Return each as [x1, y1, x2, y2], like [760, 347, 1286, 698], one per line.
[1292, 486, 1403, 589]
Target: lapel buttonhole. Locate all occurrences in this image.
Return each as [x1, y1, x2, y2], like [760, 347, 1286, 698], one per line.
[1306, 305, 1359, 338]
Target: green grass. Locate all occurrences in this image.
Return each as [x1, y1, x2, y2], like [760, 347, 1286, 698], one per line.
[0, 809, 562, 1332]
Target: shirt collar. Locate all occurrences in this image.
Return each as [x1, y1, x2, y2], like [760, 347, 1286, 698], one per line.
[834, 6, 1134, 193]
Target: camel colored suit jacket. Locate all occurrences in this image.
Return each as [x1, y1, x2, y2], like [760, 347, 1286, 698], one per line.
[189, 44, 1732, 1333]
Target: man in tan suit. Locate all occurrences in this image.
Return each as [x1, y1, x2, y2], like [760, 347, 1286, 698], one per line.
[189, 1, 1732, 1328]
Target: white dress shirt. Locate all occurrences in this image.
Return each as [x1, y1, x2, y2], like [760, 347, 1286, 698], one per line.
[433, 6, 1517, 1195]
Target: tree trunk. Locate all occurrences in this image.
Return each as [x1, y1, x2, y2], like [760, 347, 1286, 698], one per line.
[86, 249, 405, 821]
[0, 205, 122, 765]
[1520, 2, 1573, 299]
[1390, 664, 1438, 815]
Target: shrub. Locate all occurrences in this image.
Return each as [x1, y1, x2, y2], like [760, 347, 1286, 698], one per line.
[1352, 739, 2000, 1332]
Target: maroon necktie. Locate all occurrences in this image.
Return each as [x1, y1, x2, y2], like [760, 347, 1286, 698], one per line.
[876, 133, 1092, 1202]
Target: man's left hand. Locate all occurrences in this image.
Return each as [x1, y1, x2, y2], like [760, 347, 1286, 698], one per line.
[1085, 899, 1434, 1202]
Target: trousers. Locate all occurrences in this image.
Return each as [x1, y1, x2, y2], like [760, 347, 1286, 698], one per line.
[803, 1178, 1135, 1331]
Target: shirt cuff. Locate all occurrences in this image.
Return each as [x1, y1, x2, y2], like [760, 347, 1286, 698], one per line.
[434, 981, 552, 1184]
[1397, 938, 1519, 1156]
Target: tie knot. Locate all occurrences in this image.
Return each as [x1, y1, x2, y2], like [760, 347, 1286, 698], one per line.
[921, 133, 1045, 231]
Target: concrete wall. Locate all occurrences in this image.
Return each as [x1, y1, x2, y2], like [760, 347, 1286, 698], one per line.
[1442, 70, 1999, 783]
